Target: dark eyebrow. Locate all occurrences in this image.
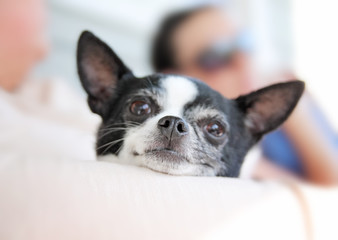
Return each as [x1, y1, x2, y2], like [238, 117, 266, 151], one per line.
[184, 106, 227, 121]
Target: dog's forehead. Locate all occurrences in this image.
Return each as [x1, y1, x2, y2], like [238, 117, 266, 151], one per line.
[160, 76, 198, 115]
[128, 74, 227, 119]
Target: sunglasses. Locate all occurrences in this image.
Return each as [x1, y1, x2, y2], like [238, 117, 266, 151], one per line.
[195, 31, 253, 72]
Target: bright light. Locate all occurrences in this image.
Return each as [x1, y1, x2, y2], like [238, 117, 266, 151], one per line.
[292, 0, 338, 130]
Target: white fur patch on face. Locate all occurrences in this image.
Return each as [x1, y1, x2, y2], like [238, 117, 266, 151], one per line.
[160, 76, 198, 117]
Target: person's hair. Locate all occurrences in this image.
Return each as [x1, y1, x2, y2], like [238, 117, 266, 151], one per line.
[151, 6, 212, 72]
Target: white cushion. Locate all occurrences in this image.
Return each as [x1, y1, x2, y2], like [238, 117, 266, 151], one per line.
[0, 157, 310, 240]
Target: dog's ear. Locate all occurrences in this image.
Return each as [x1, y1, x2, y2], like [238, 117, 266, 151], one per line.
[77, 31, 132, 116]
[236, 81, 304, 137]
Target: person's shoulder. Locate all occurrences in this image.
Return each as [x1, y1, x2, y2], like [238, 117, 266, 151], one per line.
[13, 77, 100, 131]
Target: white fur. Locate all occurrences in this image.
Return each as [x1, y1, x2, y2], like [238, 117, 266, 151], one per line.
[160, 76, 198, 117]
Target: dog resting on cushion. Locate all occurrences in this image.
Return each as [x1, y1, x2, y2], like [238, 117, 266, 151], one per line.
[77, 31, 304, 177]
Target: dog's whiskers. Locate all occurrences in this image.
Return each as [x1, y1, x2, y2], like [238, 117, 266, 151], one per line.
[101, 121, 140, 130]
[116, 143, 124, 155]
[125, 121, 141, 126]
[99, 127, 128, 132]
[97, 138, 124, 150]
[99, 122, 140, 133]
[97, 138, 125, 155]
[145, 76, 156, 94]
[98, 128, 128, 140]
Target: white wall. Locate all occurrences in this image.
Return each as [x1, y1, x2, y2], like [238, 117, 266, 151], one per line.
[292, 0, 338, 129]
[32, 0, 251, 92]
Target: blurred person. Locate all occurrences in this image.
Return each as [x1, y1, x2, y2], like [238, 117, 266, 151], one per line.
[0, 0, 99, 160]
[151, 6, 338, 185]
[0, 0, 50, 91]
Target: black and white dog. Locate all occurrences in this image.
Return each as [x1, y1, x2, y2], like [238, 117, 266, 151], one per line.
[77, 31, 304, 177]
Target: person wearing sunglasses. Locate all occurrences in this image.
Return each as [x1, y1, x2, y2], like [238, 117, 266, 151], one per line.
[151, 6, 338, 185]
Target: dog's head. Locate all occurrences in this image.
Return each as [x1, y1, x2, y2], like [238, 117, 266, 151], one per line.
[77, 31, 304, 177]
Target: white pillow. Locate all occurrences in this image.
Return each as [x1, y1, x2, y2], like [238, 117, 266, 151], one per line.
[0, 157, 308, 240]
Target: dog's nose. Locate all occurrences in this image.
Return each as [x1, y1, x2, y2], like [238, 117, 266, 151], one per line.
[157, 116, 189, 140]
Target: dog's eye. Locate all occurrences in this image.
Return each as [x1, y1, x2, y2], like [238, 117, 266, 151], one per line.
[130, 101, 151, 116]
[204, 122, 225, 137]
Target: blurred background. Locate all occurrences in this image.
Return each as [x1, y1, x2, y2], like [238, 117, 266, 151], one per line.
[1, 2, 338, 237]
[33, 0, 338, 130]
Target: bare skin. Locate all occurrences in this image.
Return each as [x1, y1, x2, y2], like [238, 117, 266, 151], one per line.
[165, 8, 338, 185]
[283, 94, 338, 185]
[0, 0, 48, 91]
[171, 8, 256, 98]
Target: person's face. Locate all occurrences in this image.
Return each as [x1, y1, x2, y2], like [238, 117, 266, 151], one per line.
[171, 9, 254, 98]
[0, 0, 48, 90]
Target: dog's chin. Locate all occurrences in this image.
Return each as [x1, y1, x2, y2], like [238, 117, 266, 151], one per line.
[133, 149, 216, 176]
[145, 148, 189, 163]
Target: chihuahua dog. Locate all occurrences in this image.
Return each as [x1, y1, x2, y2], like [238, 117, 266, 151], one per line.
[77, 31, 304, 177]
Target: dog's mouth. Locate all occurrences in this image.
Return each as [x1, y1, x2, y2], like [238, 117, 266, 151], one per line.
[132, 148, 217, 176]
[133, 148, 189, 163]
